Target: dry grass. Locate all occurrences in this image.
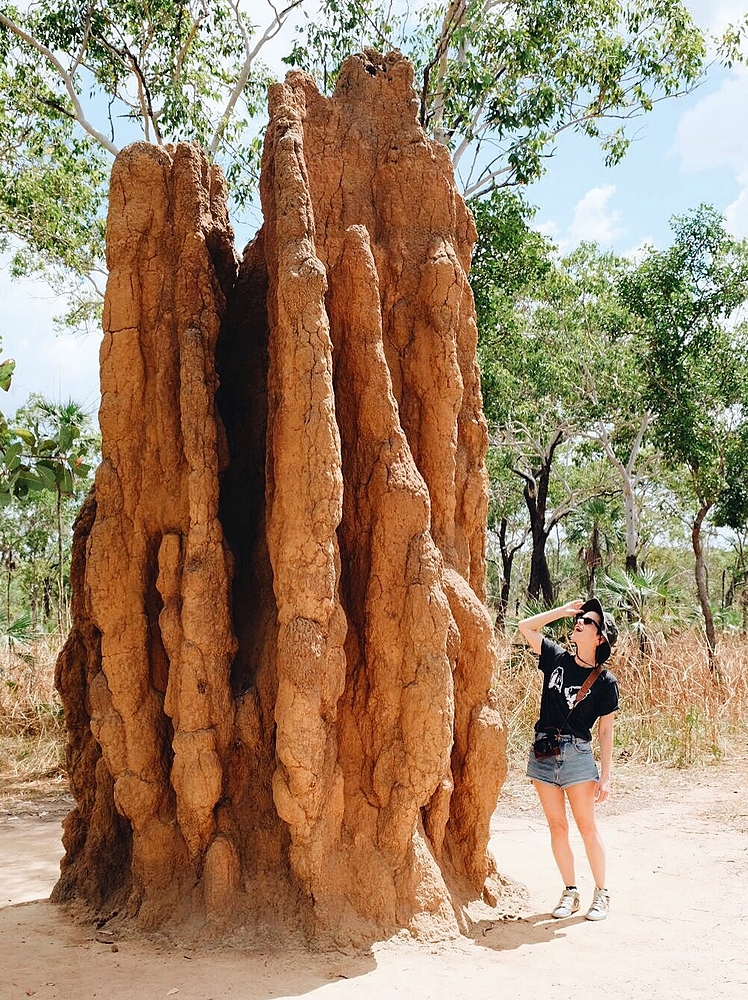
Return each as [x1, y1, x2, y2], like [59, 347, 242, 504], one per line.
[611, 631, 748, 765]
[495, 628, 748, 768]
[0, 639, 65, 786]
[2, 629, 747, 792]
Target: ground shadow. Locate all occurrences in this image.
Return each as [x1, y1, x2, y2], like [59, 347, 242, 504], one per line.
[472, 911, 587, 952]
[0, 900, 379, 1000]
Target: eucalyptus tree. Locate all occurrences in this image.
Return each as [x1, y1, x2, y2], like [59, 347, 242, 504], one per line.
[482, 265, 617, 603]
[0, 0, 288, 316]
[620, 206, 748, 662]
[0, 1, 710, 313]
[290, 0, 708, 195]
[472, 199, 633, 604]
[561, 242, 661, 574]
[485, 443, 528, 626]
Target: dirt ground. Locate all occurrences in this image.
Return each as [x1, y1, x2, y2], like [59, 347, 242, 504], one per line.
[1, 758, 747, 1000]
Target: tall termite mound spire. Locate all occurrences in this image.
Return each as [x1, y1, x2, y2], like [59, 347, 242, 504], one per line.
[53, 50, 507, 947]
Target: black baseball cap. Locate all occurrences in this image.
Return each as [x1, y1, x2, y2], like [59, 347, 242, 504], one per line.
[579, 598, 618, 665]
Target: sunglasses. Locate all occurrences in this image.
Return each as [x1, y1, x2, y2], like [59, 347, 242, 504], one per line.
[575, 614, 602, 633]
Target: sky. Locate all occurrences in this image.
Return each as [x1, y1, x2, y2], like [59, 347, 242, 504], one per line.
[1, 0, 748, 420]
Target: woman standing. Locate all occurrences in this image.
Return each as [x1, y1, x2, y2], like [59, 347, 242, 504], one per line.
[517, 597, 619, 921]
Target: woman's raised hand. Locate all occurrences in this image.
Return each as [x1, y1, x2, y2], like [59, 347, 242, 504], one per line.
[561, 599, 585, 617]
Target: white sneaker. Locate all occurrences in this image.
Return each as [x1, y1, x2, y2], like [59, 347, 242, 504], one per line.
[585, 887, 610, 921]
[552, 887, 580, 918]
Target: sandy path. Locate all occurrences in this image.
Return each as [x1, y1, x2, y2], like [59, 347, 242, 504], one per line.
[1, 760, 747, 1000]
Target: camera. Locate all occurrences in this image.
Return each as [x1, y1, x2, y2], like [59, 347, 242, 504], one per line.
[533, 730, 561, 759]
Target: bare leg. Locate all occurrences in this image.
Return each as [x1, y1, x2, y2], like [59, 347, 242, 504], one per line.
[532, 780, 575, 886]
[566, 780, 606, 888]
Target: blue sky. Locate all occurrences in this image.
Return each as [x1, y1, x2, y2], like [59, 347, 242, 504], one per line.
[2, 0, 747, 419]
[531, 0, 748, 251]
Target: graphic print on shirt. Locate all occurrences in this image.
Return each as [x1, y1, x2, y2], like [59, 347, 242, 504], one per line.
[548, 666, 581, 710]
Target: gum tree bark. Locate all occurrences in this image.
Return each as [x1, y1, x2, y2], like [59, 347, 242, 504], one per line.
[53, 51, 507, 947]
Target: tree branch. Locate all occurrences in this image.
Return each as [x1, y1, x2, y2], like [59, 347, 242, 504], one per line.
[172, 8, 205, 91]
[98, 18, 163, 144]
[512, 466, 535, 490]
[209, 0, 306, 155]
[0, 11, 119, 155]
[420, 0, 469, 136]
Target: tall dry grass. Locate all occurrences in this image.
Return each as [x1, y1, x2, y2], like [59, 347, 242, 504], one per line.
[0, 638, 65, 786]
[495, 628, 748, 767]
[1, 629, 747, 792]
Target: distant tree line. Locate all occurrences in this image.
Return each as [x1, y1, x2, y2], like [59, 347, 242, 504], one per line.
[472, 197, 748, 665]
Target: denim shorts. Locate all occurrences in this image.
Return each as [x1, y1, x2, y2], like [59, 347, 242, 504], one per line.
[526, 734, 599, 788]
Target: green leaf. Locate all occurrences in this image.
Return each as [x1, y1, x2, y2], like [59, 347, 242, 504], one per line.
[14, 427, 36, 448]
[0, 0, 710, 316]
[0, 358, 15, 391]
[36, 438, 59, 455]
[1, 441, 22, 468]
[32, 462, 58, 491]
[14, 468, 46, 491]
[60, 467, 74, 494]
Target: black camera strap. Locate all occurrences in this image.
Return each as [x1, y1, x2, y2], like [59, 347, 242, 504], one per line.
[558, 665, 602, 732]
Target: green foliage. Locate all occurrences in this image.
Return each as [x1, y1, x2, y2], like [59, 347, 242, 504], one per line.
[471, 189, 552, 330]
[0, 432, 44, 507]
[408, 0, 705, 193]
[486, 444, 525, 528]
[0, 609, 33, 650]
[0, 394, 98, 631]
[472, 213, 650, 601]
[620, 206, 748, 499]
[599, 565, 695, 636]
[283, 0, 402, 91]
[0, 358, 15, 392]
[716, 12, 748, 68]
[566, 495, 625, 592]
[1, 487, 63, 625]
[0, 0, 275, 296]
[0, 0, 714, 308]
[288, 0, 708, 193]
[714, 416, 748, 528]
[471, 188, 553, 424]
[474, 202, 748, 618]
[12, 395, 97, 498]
[3, 5, 748, 632]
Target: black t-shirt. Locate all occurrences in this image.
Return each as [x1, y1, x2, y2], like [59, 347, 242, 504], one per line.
[535, 637, 619, 741]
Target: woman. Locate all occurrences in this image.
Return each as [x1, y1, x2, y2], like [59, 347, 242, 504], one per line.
[517, 597, 619, 922]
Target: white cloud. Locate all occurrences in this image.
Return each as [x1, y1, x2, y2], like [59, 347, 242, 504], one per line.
[622, 238, 657, 263]
[673, 67, 748, 174]
[567, 185, 624, 247]
[535, 219, 562, 245]
[725, 171, 748, 238]
[686, 0, 747, 37]
[534, 187, 624, 254]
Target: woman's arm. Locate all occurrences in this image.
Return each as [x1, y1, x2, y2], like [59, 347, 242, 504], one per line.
[596, 711, 615, 803]
[517, 599, 585, 654]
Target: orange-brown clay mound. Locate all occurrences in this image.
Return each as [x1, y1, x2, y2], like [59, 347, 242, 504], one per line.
[53, 50, 507, 949]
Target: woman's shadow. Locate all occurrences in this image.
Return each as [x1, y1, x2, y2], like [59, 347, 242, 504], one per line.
[472, 911, 587, 952]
